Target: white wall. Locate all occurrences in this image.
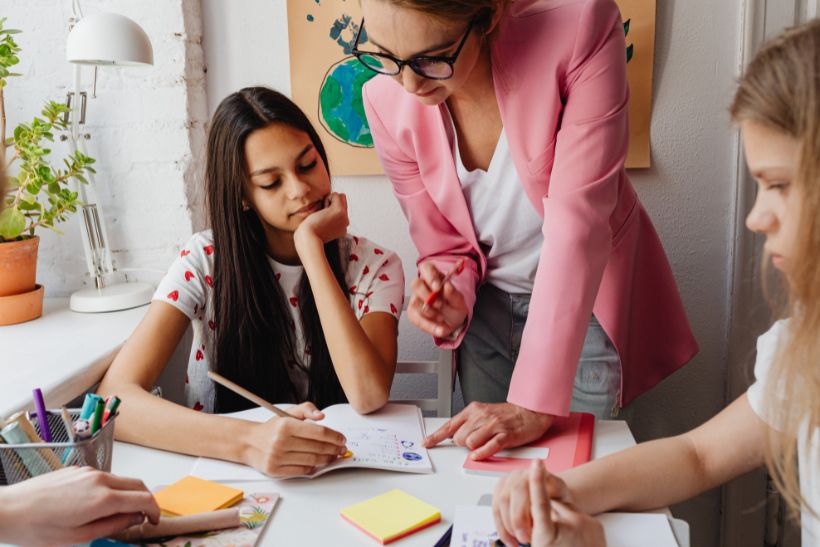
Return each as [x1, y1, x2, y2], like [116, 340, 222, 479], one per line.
[201, 2, 746, 546]
[3, 0, 207, 293]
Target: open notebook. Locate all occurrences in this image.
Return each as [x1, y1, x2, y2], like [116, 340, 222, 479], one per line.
[190, 403, 433, 480]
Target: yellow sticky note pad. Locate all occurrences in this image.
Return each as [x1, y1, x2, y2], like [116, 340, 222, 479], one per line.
[340, 489, 441, 544]
[154, 476, 244, 516]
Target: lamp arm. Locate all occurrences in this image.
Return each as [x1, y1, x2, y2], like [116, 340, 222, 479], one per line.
[69, 63, 114, 288]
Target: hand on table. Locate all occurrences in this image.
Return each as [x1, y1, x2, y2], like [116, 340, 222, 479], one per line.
[494, 460, 606, 547]
[245, 402, 349, 477]
[423, 402, 554, 460]
[0, 466, 160, 547]
[407, 261, 469, 338]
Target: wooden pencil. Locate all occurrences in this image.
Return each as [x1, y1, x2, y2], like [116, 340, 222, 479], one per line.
[206, 371, 291, 418]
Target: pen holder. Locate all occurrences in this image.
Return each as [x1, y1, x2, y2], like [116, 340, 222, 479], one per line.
[0, 408, 117, 485]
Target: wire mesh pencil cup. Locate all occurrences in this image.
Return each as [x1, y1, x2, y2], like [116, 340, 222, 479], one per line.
[0, 408, 117, 485]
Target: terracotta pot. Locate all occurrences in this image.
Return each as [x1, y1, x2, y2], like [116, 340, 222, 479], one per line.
[0, 236, 39, 297]
[0, 284, 44, 326]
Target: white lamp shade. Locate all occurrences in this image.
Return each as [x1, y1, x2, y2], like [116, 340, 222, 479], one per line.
[66, 12, 153, 66]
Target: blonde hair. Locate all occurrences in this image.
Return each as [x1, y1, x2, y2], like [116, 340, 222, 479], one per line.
[374, 0, 510, 34]
[730, 19, 820, 520]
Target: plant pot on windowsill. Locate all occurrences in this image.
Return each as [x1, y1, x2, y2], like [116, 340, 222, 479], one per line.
[0, 235, 43, 325]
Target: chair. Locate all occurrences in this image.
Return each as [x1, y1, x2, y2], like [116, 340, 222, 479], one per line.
[393, 349, 454, 417]
[392, 293, 454, 417]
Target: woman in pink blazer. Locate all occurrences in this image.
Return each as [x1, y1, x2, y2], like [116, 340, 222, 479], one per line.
[359, 0, 698, 459]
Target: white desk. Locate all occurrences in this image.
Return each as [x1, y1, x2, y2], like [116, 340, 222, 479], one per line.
[0, 298, 146, 419]
[112, 419, 647, 546]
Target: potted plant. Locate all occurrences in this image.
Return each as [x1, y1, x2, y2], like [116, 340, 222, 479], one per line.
[0, 18, 95, 326]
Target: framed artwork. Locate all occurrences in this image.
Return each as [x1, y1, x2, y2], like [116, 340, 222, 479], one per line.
[287, 0, 657, 174]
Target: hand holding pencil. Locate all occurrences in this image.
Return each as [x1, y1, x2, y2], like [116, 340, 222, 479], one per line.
[408, 259, 470, 339]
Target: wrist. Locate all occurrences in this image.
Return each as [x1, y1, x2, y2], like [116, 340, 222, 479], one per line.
[0, 485, 22, 538]
[294, 230, 323, 257]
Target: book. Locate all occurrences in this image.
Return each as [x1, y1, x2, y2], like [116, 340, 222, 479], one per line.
[463, 412, 594, 476]
[450, 505, 680, 547]
[190, 403, 433, 480]
[154, 475, 244, 516]
[340, 489, 441, 544]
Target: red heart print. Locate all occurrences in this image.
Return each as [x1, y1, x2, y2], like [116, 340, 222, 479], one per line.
[379, 274, 390, 281]
[358, 299, 363, 310]
[196, 349, 204, 361]
[364, 305, 370, 313]
[180, 249, 190, 257]
[374, 249, 384, 255]
[167, 290, 179, 302]
[353, 236, 360, 245]
[363, 265, 370, 275]
[184, 271, 195, 281]
[383, 260, 389, 267]
[205, 275, 213, 287]
[350, 253, 359, 261]
[204, 245, 214, 255]
[348, 285, 357, 295]
[208, 320, 216, 330]
[365, 291, 374, 298]
[390, 303, 398, 314]
[193, 402, 204, 411]
[289, 297, 298, 307]
[275, 272, 282, 281]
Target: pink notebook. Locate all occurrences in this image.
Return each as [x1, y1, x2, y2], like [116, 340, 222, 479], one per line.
[463, 413, 595, 476]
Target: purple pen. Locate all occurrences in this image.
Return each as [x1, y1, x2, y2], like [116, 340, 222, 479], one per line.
[32, 388, 52, 442]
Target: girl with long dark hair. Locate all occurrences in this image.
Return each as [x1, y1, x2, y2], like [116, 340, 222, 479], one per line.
[98, 87, 404, 477]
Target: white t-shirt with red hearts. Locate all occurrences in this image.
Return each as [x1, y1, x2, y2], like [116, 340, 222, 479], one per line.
[153, 230, 405, 412]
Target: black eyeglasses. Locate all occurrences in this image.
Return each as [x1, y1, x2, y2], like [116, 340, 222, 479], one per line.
[352, 18, 473, 81]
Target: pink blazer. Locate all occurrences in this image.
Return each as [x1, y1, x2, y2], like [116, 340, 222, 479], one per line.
[362, 0, 698, 416]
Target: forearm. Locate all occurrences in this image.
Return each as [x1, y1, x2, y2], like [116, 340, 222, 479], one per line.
[97, 381, 256, 465]
[298, 238, 393, 413]
[561, 435, 714, 514]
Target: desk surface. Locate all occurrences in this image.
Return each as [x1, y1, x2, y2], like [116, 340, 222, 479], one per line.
[112, 419, 639, 546]
[0, 299, 146, 419]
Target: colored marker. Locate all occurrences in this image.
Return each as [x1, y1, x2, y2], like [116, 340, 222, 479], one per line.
[90, 399, 105, 435]
[32, 388, 52, 442]
[102, 396, 121, 425]
[80, 393, 103, 420]
[422, 259, 466, 313]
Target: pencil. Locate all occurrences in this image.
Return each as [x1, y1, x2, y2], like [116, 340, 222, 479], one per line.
[206, 371, 291, 418]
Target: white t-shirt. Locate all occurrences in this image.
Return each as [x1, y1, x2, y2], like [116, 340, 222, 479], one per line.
[452, 124, 544, 294]
[747, 320, 819, 545]
[153, 230, 405, 412]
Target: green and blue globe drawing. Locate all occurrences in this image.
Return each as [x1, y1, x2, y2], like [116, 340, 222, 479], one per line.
[318, 56, 377, 148]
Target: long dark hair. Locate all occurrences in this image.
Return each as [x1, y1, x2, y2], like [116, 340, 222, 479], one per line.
[206, 87, 348, 412]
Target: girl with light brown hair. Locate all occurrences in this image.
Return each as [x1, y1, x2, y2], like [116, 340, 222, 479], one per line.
[492, 19, 820, 546]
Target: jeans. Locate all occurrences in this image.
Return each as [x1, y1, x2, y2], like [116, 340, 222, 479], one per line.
[458, 284, 622, 418]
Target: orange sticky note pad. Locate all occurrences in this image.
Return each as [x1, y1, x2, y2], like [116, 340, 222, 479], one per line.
[154, 476, 244, 516]
[340, 489, 440, 544]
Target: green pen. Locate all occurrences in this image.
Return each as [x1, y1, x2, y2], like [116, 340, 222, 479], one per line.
[90, 398, 105, 435]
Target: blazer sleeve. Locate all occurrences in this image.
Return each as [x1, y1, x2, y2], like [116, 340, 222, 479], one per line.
[362, 83, 481, 349]
[507, 0, 630, 416]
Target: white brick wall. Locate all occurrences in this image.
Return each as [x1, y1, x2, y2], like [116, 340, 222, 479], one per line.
[3, 0, 207, 294]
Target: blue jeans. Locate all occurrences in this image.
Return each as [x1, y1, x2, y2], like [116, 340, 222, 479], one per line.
[458, 284, 622, 418]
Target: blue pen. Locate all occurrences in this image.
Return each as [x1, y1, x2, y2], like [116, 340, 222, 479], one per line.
[32, 388, 52, 442]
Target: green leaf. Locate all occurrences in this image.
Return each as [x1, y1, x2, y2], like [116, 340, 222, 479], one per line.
[623, 19, 631, 37]
[626, 43, 634, 63]
[0, 208, 26, 239]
